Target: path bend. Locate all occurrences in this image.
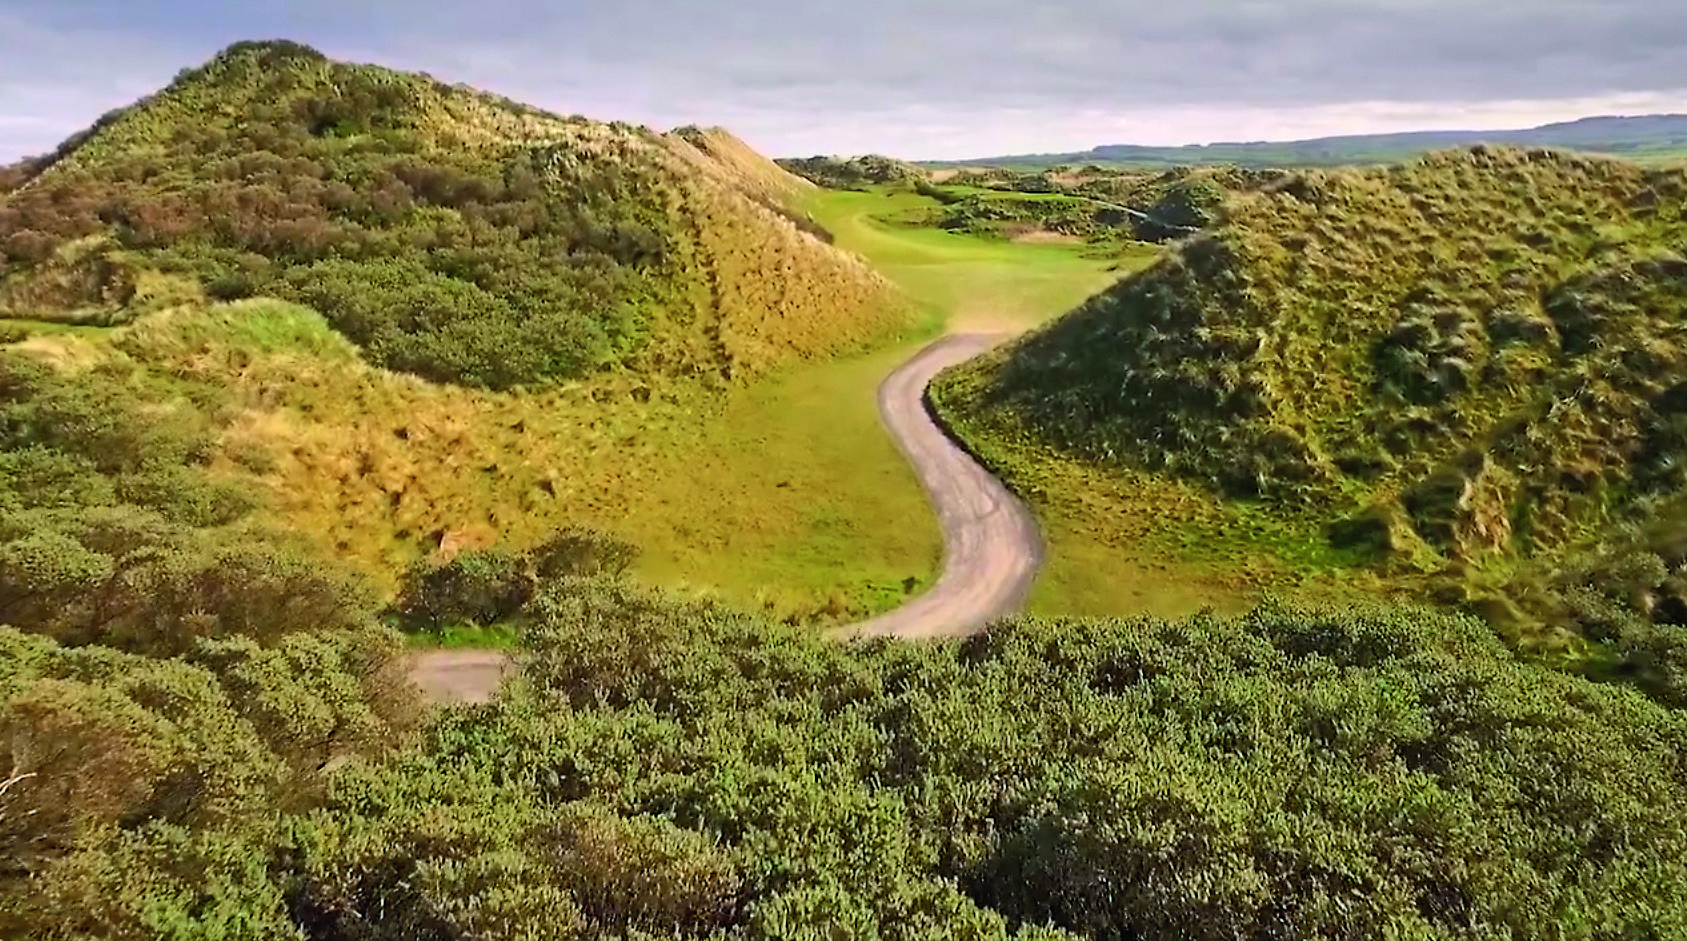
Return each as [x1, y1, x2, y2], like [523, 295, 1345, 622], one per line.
[829, 332, 1041, 640]
[409, 332, 1042, 702]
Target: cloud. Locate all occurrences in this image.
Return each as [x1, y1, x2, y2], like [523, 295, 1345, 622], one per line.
[2, 0, 1684, 161]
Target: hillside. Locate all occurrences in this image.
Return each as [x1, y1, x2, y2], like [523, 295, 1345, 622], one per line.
[938, 113, 1687, 170]
[0, 41, 912, 390]
[0, 41, 943, 621]
[933, 145, 1687, 658]
[909, 165, 1287, 245]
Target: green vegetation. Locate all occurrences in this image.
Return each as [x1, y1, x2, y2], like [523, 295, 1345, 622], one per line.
[8, 44, 1687, 939]
[778, 153, 929, 189]
[11, 569, 1687, 937]
[935, 144, 1687, 694]
[0, 348, 377, 656]
[0, 124, 1127, 627]
[902, 166, 1283, 247]
[935, 113, 1687, 170]
[0, 41, 960, 625]
[0, 41, 911, 390]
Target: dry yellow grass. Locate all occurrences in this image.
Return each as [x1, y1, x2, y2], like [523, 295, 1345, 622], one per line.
[101, 299, 940, 623]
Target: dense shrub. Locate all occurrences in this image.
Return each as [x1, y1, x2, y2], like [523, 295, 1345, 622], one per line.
[391, 527, 638, 634]
[25, 589, 1687, 937]
[0, 350, 374, 655]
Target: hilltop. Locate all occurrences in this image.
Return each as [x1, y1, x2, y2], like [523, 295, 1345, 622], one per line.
[938, 113, 1687, 169]
[933, 145, 1687, 662]
[0, 40, 912, 390]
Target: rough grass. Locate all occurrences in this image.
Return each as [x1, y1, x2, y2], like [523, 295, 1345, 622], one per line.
[934, 145, 1687, 646]
[89, 299, 939, 626]
[0, 40, 913, 390]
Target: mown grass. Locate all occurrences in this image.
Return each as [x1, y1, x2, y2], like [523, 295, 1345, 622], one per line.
[805, 185, 1133, 333]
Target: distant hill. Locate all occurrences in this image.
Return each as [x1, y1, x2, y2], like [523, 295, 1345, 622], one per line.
[0, 40, 911, 390]
[932, 145, 1687, 655]
[934, 114, 1687, 169]
[776, 154, 929, 188]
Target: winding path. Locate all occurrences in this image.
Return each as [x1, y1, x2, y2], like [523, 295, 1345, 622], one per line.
[828, 333, 1041, 640]
[407, 332, 1042, 704]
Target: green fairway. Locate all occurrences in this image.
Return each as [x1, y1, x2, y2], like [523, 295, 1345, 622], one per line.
[806, 186, 1129, 333]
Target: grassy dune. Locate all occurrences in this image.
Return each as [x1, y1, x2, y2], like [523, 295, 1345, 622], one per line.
[935, 145, 1687, 651]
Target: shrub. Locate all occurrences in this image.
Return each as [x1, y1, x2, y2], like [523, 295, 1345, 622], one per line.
[391, 527, 639, 634]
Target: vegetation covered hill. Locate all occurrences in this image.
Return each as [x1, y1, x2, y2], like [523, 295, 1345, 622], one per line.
[0, 40, 911, 390]
[778, 154, 930, 189]
[936, 113, 1687, 170]
[934, 146, 1687, 669]
[0, 41, 949, 620]
[904, 166, 1286, 246]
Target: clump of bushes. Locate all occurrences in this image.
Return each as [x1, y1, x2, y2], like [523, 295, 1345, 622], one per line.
[19, 591, 1687, 938]
[391, 526, 639, 634]
[0, 350, 377, 656]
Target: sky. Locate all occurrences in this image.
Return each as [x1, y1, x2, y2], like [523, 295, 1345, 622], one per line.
[3, 1, 1685, 162]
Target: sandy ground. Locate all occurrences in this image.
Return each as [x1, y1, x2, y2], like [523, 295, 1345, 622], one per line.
[407, 332, 1042, 704]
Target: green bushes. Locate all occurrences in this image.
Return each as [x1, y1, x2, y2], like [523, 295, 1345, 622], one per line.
[0, 350, 375, 656]
[392, 527, 638, 635]
[367, 594, 1687, 937]
[0, 627, 414, 937]
[11, 563, 1687, 936]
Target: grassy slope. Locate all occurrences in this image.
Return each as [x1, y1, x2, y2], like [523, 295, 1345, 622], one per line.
[935, 145, 1687, 642]
[0, 41, 912, 388]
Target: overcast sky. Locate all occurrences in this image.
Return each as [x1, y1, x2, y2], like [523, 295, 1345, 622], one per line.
[3, 1, 1685, 162]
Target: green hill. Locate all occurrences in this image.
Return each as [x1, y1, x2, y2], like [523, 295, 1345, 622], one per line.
[0, 41, 941, 623]
[934, 145, 1687, 662]
[777, 153, 930, 189]
[936, 113, 1687, 170]
[0, 40, 911, 390]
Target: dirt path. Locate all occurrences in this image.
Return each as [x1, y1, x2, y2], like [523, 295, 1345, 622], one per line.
[828, 333, 1040, 640]
[407, 332, 1042, 703]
